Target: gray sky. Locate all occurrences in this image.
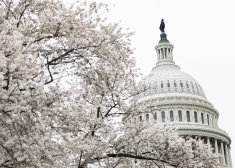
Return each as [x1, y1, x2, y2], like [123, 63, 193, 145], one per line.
[67, 0, 235, 164]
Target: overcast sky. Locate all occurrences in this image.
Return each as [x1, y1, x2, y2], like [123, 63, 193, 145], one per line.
[67, 0, 235, 164]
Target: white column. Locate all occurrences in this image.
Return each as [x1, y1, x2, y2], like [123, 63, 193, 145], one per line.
[156, 49, 160, 61]
[168, 48, 171, 60]
[192, 111, 195, 123]
[174, 109, 177, 123]
[198, 136, 201, 141]
[225, 144, 230, 167]
[167, 48, 169, 59]
[199, 111, 202, 124]
[162, 48, 164, 59]
[214, 139, 219, 163]
[171, 48, 173, 59]
[228, 146, 233, 168]
[221, 141, 225, 165]
[207, 137, 210, 145]
[160, 48, 162, 60]
[164, 48, 167, 59]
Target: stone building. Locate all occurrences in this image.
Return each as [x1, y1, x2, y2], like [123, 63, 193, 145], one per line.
[123, 29, 232, 167]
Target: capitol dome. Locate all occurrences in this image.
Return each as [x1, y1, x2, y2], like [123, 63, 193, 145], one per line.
[124, 23, 232, 168]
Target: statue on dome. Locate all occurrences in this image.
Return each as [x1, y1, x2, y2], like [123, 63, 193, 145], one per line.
[159, 19, 165, 32]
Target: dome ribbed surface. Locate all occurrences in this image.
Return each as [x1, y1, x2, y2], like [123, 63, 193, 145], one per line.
[139, 64, 206, 99]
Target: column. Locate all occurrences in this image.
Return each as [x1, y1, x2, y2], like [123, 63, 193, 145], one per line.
[157, 49, 160, 61]
[198, 136, 201, 141]
[159, 48, 162, 60]
[192, 110, 195, 123]
[164, 48, 167, 59]
[225, 144, 230, 167]
[207, 137, 210, 145]
[211, 114, 213, 126]
[169, 48, 172, 60]
[214, 139, 219, 163]
[171, 48, 173, 59]
[221, 141, 225, 165]
[228, 146, 233, 168]
[162, 48, 164, 59]
[174, 109, 177, 123]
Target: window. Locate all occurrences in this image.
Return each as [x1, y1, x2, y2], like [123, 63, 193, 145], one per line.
[167, 82, 170, 88]
[207, 114, 210, 125]
[186, 82, 189, 89]
[187, 111, 190, 122]
[162, 111, 165, 122]
[191, 83, 194, 90]
[154, 112, 157, 120]
[194, 112, 198, 123]
[201, 113, 204, 124]
[140, 116, 142, 122]
[146, 114, 149, 121]
[178, 110, 182, 122]
[180, 81, 183, 88]
[161, 82, 164, 88]
[134, 118, 136, 124]
[170, 111, 174, 122]
[174, 81, 177, 87]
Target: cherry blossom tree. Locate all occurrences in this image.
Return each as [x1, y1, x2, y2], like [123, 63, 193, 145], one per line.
[0, 0, 218, 167]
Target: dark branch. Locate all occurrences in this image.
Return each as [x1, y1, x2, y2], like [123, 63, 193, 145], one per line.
[93, 153, 177, 167]
[45, 56, 54, 85]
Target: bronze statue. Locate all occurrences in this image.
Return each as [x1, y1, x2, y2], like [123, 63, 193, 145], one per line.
[159, 19, 165, 32]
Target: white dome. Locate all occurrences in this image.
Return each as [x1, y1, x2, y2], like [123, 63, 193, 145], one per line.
[138, 63, 206, 100]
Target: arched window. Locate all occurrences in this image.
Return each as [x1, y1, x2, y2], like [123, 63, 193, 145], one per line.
[170, 111, 174, 122]
[178, 110, 182, 122]
[207, 114, 210, 125]
[161, 82, 164, 89]
[154, 112, 157, 120]
[146, 114, 149, 121]
[186, 82, 189, 89]
[191, 83, 195, 90]
[140, 116, 142, 122]
[187, 111, 190, 122]
[162, 111, 165, 122]
[201, 113, 204, 124]
[194, 111, 198, 123]
[180, 81, 183, 88]
[167, 81, 170, 88]
[174, 81, 177, 87]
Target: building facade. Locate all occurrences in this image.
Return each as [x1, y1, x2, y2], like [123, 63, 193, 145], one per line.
[124, 30, 232, 167]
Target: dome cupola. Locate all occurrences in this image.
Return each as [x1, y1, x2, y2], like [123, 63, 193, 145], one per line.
[138, 19, 206, 101]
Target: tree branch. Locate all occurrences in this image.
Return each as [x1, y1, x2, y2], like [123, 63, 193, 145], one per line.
[93, 153, 177, 167]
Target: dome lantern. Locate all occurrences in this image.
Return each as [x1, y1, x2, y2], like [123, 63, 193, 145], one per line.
[155, 19, 175, 66]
